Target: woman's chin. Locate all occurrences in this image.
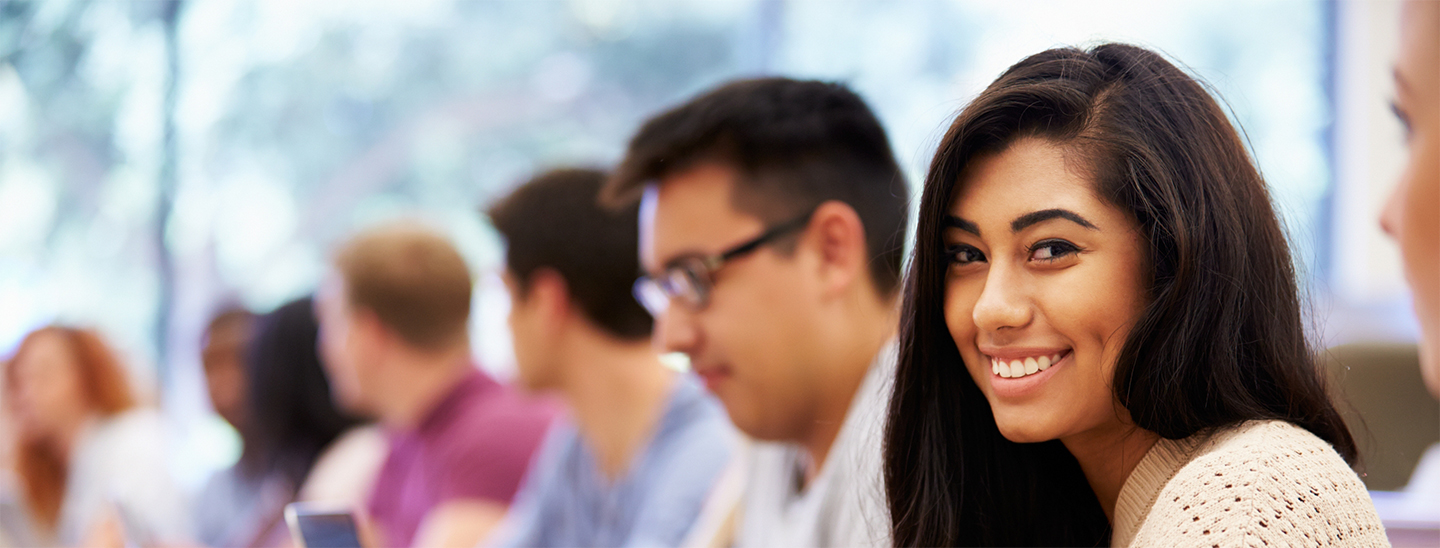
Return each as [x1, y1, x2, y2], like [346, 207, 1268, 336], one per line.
[993, 419, 1059, 444]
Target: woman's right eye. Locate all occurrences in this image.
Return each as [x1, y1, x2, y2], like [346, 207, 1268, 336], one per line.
[946, 244, 986, 265]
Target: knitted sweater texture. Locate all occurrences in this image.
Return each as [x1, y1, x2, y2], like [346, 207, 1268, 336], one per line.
[1112, 420, 1389, 547]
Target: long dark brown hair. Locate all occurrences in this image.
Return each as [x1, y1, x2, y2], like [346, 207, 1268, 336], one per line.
[245, 297, 364, 491]
[883, 44, 1356, 547]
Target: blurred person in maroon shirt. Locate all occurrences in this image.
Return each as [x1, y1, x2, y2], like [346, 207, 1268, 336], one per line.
[315, 222, 555, 548]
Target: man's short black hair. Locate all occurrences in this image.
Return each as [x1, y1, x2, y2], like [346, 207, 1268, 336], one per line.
[602, 77, 909, 296]
[488, 168, 652, 340]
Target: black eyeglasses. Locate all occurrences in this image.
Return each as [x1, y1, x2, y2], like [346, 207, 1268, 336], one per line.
[633, 209, 816, 316]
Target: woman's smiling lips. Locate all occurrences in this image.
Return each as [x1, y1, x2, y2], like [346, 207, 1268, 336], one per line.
[977, 347, 1073, 398]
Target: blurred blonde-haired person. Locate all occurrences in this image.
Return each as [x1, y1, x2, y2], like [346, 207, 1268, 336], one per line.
[315, 223, 557, 548]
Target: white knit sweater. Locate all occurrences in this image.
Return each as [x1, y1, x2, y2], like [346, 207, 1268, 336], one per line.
[1112, 420, 1390, 547]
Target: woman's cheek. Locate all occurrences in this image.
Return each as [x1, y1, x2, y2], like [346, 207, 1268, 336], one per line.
[943, 281, 976, 370]
[944, 280, 980, 342]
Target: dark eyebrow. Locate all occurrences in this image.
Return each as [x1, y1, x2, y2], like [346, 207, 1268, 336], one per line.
[1011, 209, 1098, 233]
[943, 215, 980, 236]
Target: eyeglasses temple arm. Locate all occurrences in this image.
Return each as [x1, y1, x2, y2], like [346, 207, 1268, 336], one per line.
[717, 212, 815, 262]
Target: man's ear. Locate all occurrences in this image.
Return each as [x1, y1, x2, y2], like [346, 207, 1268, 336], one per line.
[803, 200, 868, 298]
[352, 307, 393, 353]
[500, 270, 523, 303]
[526, 268, 572, 327]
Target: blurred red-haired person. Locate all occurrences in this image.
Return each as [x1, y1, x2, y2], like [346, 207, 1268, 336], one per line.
[4, 326, 187, 546]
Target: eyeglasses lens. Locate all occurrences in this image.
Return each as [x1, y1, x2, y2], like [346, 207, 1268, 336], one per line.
[633, 278, 670, 317]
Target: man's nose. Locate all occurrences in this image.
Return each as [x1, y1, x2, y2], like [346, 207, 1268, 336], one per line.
[653, 303, 701, 355]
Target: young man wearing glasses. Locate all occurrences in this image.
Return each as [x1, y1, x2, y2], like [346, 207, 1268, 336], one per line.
[603, 78, 909, 547]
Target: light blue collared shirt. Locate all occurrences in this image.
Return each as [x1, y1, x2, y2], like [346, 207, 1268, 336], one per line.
[493, 374, 736, 548]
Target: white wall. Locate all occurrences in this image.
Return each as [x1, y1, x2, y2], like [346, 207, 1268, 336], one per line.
[1322, 0, 1419, 347]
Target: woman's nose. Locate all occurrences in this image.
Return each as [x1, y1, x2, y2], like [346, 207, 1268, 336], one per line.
[972, 265, 1033, 333]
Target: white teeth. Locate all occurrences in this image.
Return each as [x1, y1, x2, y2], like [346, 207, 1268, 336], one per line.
[991, 352, 1066, 378]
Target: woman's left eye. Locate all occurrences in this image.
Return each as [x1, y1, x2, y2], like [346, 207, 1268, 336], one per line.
[1028, 239, 1080, 262]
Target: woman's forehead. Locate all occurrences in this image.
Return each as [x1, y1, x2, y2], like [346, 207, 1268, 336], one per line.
[948, 140, 1110, 223]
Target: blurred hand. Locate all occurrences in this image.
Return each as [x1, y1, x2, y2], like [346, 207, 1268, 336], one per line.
[411, 500, 507, 548]
[81, 508, 126, 548]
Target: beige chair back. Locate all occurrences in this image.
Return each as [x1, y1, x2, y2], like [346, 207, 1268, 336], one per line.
[1325, 343, 1440, 491]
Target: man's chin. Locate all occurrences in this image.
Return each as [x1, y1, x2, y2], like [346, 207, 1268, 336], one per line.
[721, 406, 793, 442]
[331, 388, 368, 416]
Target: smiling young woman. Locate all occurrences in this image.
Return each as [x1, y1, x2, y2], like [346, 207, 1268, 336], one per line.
[883, 44, 1389, 546]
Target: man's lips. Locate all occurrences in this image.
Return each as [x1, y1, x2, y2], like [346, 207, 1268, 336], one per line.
[692, 364, 731, 389]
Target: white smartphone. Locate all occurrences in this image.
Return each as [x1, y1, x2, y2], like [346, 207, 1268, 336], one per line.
[283, 502, 362, 548]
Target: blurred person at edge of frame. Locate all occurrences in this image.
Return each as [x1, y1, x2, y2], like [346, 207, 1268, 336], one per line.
[314, 222, 557, 548]
[1382, 0, 1440, 500]
[2, 326, 188, 547]
[484, 168, 737, 547]
[196, 297, 387, 547]
[0, 356, 17, 547]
